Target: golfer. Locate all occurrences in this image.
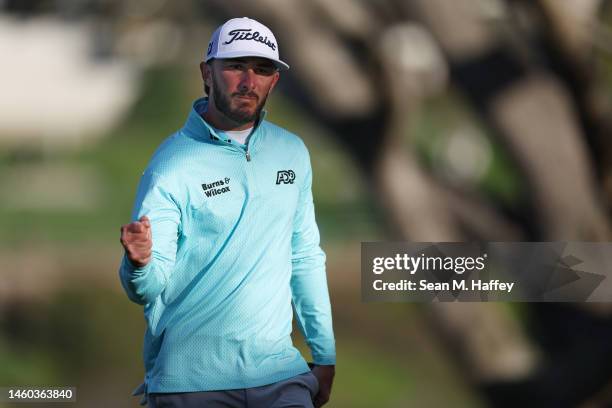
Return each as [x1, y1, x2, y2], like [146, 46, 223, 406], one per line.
[118, 17, 336, 408]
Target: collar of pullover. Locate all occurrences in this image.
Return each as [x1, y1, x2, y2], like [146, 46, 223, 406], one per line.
[185, 97, 267, 144]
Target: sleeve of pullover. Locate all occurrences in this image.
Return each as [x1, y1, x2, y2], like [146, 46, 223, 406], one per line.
[119, 170, 181, 306]
[290, 149, 336, 365]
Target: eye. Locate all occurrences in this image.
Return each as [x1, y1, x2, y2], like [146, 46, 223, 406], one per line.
[254, 66, 277, 76]
[225, 62, 245, 71]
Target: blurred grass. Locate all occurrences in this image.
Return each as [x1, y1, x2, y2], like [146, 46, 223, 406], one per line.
[0, 286, 145, 408]
[316, 341, 416, 407]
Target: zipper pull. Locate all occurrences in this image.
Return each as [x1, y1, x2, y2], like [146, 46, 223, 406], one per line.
[246, 150, 251, 161]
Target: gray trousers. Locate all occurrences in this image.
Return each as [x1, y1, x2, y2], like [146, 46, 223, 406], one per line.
[148, 372, 319, 408]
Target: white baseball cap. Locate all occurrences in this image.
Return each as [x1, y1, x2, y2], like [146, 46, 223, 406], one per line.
[205, 17, 290, 71]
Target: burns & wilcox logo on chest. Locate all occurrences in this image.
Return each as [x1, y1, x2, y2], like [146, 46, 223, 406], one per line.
[202, 177, 231, 198]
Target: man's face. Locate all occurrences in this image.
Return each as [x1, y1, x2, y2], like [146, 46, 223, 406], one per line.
[207, 57, 279, 125]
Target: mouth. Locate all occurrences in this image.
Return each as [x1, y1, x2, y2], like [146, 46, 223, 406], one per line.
[234, 94, 258, 102]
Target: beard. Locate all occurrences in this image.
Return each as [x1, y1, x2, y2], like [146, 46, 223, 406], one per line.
[212, 74, 268, 125]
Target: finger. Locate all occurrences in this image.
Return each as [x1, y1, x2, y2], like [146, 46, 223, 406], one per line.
[123, 236, 150, 251]
[128, 241, 152, 251]
[140, 215, 151, 228]
[120, 226, 133, 246]
[127, 222, 145, 233]
[133, 226, 152, 243]
[124, 229, 149, 241]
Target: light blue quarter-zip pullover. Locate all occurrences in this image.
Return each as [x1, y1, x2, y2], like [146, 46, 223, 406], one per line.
[119, 98, 336, 397]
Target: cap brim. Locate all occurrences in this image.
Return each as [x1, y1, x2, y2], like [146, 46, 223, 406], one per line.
[206, 50, 290, 71]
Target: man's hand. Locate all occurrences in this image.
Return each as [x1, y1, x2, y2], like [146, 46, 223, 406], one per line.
[120, 215, 152, 268]
[311, 365, 335, 407]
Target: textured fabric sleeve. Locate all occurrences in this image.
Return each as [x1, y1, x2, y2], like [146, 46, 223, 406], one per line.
[290, 149, 336, 365]
[119, 170, 181, 306]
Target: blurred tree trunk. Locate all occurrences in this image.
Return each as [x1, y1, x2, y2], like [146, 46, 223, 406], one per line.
[410, 0, 611, 240]
[532, 0, 612, 215]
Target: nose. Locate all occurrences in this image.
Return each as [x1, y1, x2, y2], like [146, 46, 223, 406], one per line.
[237, 68, 256, 93]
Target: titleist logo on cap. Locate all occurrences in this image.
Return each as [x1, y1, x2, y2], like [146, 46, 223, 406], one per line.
[204, 17, 290, 71]
[223, 28, 277, 51]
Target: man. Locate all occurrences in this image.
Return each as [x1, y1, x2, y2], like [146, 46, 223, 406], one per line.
[118, 17, 336, 408]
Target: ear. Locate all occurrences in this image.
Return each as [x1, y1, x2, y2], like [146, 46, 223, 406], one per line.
[268, 71, 280, 94]
[200, 61, 212, 88]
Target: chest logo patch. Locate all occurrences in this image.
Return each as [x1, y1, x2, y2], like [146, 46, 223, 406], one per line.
[202, 177, 231, 197]
[276, 170, 296, 184]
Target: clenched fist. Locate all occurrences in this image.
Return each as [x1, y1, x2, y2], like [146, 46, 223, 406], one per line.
[120, 215, 152, 268]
